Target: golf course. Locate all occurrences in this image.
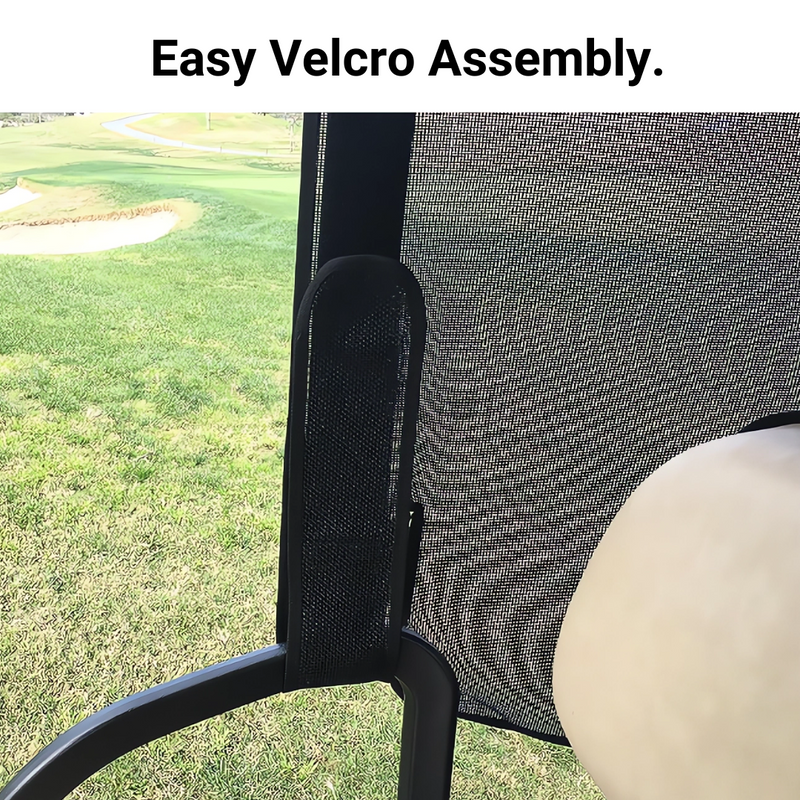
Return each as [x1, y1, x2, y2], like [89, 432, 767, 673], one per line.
[0, 113, 601, 799]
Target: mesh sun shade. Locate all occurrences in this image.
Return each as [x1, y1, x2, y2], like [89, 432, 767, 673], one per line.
[394, 114, 800, 741]
[298, 113, 800, 741]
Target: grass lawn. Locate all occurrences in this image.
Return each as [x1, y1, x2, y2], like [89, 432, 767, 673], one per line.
[0, 113, 603, 799]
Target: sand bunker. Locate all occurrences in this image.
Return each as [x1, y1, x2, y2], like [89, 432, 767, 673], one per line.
[0, 211, 180, 255]
[0, 185, 41, 213]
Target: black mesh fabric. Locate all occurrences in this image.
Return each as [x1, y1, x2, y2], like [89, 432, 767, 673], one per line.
[299, 113, 800, 740]
[310, 113, 327, 277]
[287, 259, 423, 689]
[392, 114, 800, 741]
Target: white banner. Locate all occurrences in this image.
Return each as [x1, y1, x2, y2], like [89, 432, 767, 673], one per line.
[2, 0, 794, 111]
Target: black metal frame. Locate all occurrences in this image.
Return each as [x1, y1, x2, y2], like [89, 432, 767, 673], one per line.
[0, 631, 457, 800]
[277, 112, 417, 643]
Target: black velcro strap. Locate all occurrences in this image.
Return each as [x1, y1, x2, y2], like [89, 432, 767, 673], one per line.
[283, 255, 426, 690]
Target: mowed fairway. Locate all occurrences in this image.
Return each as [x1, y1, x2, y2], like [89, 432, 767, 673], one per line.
[0, 114, 602, 800]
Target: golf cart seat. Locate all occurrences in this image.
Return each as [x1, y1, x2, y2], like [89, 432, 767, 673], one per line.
[3, 113, 800, 799]
[554, 419, 800, 800]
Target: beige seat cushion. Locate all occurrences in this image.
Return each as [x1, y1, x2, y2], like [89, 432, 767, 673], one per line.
[553, 425, 800, 800]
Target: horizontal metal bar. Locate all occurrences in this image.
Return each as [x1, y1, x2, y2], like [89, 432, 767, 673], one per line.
[0, 644, 287, 800]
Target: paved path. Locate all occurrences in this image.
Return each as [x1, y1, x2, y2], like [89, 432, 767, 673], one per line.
[102, 113, 271, 157]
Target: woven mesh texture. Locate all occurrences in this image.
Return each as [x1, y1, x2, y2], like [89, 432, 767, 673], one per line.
[298, 269, 413, 687]
[398, 113, 800, 740]
[310, 113, 328, 274]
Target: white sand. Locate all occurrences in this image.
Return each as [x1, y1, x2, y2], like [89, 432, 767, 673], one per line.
[0, 185, 41, 213]
[0, 212, 180, 255]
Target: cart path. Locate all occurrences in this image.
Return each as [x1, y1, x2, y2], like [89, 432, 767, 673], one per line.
[102, 113, 270, 157]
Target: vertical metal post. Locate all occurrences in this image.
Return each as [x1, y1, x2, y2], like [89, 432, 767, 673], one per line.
[395, 631, 459, 800]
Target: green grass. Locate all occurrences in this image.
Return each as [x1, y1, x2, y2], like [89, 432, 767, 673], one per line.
[0, 114, 603, 799]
